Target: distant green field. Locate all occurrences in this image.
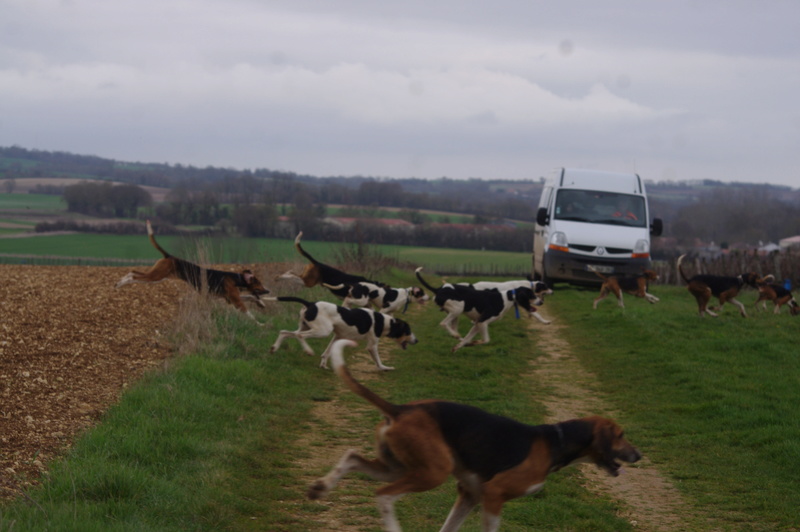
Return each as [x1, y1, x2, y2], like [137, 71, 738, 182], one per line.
[0, 233, 532, 273]
[0, 193, 64, 211]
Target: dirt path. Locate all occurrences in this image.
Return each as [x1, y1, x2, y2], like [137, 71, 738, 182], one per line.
[291, 356, 384, 532]
[294, 319, 702, 531]
[528, 320, 698, 531]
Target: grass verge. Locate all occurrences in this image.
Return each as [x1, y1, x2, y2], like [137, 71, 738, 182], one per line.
[2, 274, 798, 530]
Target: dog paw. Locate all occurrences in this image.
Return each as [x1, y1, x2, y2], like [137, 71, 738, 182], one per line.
[377, 365, 395, 371]
[307, 480, 329, 500]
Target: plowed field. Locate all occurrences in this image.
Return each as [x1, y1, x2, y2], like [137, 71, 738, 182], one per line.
[1, 264, 182, 498]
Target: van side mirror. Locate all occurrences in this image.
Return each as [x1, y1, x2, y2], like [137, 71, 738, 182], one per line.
[536, 207, 549, 226]
[650, 218, 663, 237]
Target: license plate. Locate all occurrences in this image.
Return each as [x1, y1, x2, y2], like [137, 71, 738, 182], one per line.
[586, 265, 614, 274]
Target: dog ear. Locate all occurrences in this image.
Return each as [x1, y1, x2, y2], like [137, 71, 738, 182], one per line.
[591, 420, 620, 476]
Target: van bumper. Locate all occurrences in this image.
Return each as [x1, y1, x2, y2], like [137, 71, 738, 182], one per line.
[543, 249, 652, 284]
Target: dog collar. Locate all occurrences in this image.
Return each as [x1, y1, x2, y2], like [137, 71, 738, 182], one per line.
[512, 288, 520, 319]
[554, 422, 564, 449]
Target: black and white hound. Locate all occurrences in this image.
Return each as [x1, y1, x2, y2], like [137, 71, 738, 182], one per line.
[456, 277, 553, 321]
[340, 281, 429, 315]
[269, 297, 418, 371]
[415, 268, 549, 352]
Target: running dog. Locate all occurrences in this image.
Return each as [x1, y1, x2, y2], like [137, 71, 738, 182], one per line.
[755, 275, 799, 315]
[308, 339, 642, 532]
[115, 220, 269, 318]
[269, 297, 418, 371]
[589, 267, 660, 309]
[416, 267, 549, 352]
[341, 281, 429, 315]
[276, 232, 378, 299]
[677, 254, 759, 317]
[454, 276, 554, 324]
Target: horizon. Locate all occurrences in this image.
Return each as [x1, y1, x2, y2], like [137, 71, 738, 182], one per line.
[2, 2, 799, 188]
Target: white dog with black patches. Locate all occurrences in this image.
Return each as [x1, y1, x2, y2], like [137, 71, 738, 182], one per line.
[415, 268, 549, 352]
[338, 281, 429, 315]
[269, 296, 418, 371]
[457, 277, 554, 322]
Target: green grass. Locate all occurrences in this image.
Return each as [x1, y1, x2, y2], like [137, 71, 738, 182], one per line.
[0, 233, 532, 272]
[2, 272, 798, 530]
[551, 284, 800, 530]
[0, 194, 65, 211]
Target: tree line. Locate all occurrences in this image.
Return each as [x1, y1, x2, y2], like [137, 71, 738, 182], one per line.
[6, 145, 800, 252]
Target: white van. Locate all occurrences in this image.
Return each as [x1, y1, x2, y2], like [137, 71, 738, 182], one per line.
[533, 168, 662, 285]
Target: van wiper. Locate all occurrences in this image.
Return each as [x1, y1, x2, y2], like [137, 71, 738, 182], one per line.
[559, 216, 591, 222]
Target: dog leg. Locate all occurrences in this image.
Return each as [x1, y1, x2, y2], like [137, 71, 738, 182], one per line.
[270, 328, 321, 357]
[366, 337, 394, 371]
[376, 494, 404, 532]
[439, 487, 480, 532]
[531, 311, 552, 324]
[616, 291, 625, 308]
[319, 337, 337, 369]
[730, 298, 747, 317]
[644, 292, 660, 303]
[439, 314, 463, 339]
[453, 321, 489, 352]
[308, 449, 402, 501]
[270, 330, 312, 355]
[115, 259, 175, 288]
[592, 285, 608, 309]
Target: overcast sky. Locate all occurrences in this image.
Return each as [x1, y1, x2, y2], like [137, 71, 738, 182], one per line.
[2, 1, 799, 187]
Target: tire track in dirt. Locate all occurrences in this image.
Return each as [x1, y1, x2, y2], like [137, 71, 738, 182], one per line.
[290, 355, 383, 532]
[528, 320, 703, 532]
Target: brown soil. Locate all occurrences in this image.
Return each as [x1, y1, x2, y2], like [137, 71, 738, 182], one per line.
[0, 263, 266, 499]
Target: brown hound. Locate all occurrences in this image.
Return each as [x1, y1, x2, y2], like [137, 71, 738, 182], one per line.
[115, 221, 269, 318]
[308, 339, 642, 531]
[755, 275, 799, 315]
[677, 254, 759, 317]
[590, 266, 660, 309]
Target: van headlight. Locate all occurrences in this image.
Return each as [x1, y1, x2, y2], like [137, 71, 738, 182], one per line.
[549, 232, 569, 253]
[632, 239, 649, 258]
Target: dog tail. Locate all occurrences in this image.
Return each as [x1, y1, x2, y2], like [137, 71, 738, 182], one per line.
[146, 220, 171, 259]
[293, 231, 321, 265]
[328, 339, 403, 418]
[586, 265, 608, 281]
[676, 254, 691, 284]
[414, 267, 439, 294]
[273, 296, 314, 308]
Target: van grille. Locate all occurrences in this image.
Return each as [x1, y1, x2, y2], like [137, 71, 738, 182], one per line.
[569, 244, 632, 254]
[570, 244, 596, 252]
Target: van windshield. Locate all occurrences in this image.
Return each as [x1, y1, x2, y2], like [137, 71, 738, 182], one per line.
[554, 190, 646, 228]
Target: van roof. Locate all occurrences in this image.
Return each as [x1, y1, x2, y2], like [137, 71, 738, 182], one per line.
[555, 168, 644, 194]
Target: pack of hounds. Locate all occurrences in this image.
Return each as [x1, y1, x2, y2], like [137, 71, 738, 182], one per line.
[114, 221, 793, 531]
